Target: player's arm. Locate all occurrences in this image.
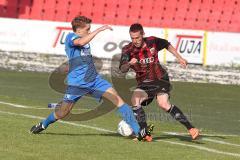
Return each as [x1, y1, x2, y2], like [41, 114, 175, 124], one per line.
[155, 37, 187, 68]
[119, 52, 131, 73]
[119, 46, 138, 73]
[167, 44, 187, 68]
[120, 58, 138, 73]
[73, 25, 113, 46]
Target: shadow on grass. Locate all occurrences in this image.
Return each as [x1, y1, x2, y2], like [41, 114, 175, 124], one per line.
[43, 132, 121, 137]
[41, 131, 230, 145]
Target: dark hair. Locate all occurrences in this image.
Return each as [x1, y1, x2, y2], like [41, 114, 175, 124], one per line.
[71, 16, 92, 32]
[129, 23, 144, 34]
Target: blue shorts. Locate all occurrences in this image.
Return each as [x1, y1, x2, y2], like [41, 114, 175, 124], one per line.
[63, 76, 112, 103]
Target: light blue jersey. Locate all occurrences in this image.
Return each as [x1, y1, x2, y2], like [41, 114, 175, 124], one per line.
[63, 32, 112, 102]
[65, 32, 98, 87]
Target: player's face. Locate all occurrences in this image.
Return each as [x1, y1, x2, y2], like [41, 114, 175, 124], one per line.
[76, 24, 91, 37]
[130, 31, 144, 48]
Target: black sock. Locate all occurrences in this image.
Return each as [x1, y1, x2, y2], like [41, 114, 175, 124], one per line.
[133, 106, 148, 129]
[167, 105, 194, 130]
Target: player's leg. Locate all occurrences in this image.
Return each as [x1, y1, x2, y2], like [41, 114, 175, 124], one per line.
[131, 88, 148, 129]
[156, 93, 199, 139]
[30, 86, 82, 134]
[156, 93, 192, 125]
[30, 102, 74, 134]
[91, 76, 152, 140]
[102, 87, 139, 133]
[131, 88, 155, 141]
[102, 87, 153, 141]
[132, 81, 159, 131]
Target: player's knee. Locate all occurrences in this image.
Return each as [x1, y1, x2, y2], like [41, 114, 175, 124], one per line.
[131, 96, 138, 106]
[111, 94, 125, 107]
[158, 101, 171, 111]
[103, 88, 125, 106]
[131, 92, 147, 106]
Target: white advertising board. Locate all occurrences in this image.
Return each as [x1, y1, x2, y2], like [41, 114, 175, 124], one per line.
[0, 18, 164, 59]
[207, 32, 240, 65]
[0, 18, 68, 54]
[166, 29, 205, 64]
[53, 24, 164, 58]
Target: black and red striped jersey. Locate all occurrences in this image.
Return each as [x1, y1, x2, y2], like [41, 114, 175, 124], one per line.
[119, 36, 170, 84]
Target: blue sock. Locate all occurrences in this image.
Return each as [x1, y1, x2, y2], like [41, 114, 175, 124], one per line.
[42, 112, 57, 129]
[118, 103, 140, 135]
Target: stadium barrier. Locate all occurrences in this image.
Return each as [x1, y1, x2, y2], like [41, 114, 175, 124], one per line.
[0, 51, 239, 85]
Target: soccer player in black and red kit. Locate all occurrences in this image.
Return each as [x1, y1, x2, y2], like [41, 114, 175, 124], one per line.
[119, 23, 199, 140]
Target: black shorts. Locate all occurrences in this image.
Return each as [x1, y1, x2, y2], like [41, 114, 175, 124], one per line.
[137, 77, 172, 106]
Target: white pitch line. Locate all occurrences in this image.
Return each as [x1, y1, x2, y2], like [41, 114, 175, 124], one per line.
[0, 110, 115, 133]
[163, 132, 240, 147]
[1, 100, 240, 158]
[163, 131, 239, 137]
[157, 140, 240, 158]
[1, 100, 239, 137]
[0, 110, 240, 158]
[202, 138, 240, 147]
[0, 100, 90, 111]
[0, 101, 29, 108]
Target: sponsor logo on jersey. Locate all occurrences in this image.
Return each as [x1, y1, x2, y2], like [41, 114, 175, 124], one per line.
[139, 57, 154, 64]
[81, 44, 91, 56]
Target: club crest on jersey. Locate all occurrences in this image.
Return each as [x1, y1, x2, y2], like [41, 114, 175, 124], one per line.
[150, 47, 155, 55]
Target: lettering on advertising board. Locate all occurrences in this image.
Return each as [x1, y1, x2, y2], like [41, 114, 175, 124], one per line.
[53, 27, 72, 48]
[53, 26, 131, 58]
[175, 35, 203, 64]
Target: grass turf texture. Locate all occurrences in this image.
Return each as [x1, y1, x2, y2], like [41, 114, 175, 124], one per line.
[0, 70, 239, 160]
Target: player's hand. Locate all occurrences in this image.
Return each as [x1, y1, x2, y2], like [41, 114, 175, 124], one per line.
[128, 58, 138, 66]
[178, 57, 188, 68]
[98, 25, 113, 32]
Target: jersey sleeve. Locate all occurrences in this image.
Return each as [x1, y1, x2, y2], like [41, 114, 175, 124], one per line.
[67, 33, 80, 47]
[155, 37, 171, 51]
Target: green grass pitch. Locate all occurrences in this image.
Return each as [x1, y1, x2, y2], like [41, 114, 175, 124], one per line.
[0, 70, 239, 160]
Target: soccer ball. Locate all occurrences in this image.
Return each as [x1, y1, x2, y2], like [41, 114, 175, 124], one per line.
[117, 120, 133, 136]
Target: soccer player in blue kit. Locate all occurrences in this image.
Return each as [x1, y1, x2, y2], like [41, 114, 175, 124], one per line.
[30, 16, 153, 141]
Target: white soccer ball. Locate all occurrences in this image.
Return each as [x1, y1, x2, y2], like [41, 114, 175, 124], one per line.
[117, 120, 133, 137]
